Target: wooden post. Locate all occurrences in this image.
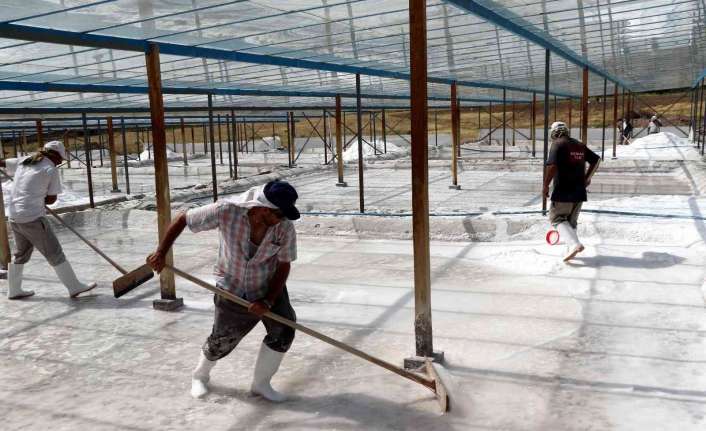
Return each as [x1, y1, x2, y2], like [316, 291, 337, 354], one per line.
[322, 109, 329, 164]
[407, 0, 436, 363]
[81, 113, 95, 209]
[289, 114, 296, 163]
[106, 117, 120, 192]
[612, 84, 619, 158]
[581, 66, 589, 144]
[511, 102, 516, 147]
[145, 43, 181, 310]
[568, 98, 573, 135]
[207, 94, 218, 202]
[191, 126, 196, 155]
[120, 117, 131, 195]
[36, 119, 43, 148]
[97, 119, 104, 167]
[335, 95, 346, 186]
[488, 101, 492, 144]
[542, 50, 550, 215]
[531, 92, 537, 157]
[180, 118, 188, 166]
[287, 113, 293, 168]
[355, 74, 365, 213]
[450, 81, 460, 189]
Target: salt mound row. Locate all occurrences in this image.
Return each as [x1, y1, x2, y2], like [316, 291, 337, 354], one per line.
[139, 148, 183, 161]
[618, 131, 698, 160]
[342, 140, 403, 162]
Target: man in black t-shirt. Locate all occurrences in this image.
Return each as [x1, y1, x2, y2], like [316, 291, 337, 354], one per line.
[543, 122, 600, 262]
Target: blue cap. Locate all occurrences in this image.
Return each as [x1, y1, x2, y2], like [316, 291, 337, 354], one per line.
[263, 180, 300, 220]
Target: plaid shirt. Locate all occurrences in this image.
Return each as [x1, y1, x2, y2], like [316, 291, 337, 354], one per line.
[186, 201, 297, 301]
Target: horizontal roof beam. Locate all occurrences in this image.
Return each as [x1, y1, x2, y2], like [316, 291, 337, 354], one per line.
[444, 0, 631, 90]
[0, 22, 575, 97]
[0, 80, 532, 104]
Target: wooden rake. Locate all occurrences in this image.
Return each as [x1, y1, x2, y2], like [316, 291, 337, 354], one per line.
[114, 263, 449, 412]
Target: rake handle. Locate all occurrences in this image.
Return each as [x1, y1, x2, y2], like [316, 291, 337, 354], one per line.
[165, 264, 436, 392]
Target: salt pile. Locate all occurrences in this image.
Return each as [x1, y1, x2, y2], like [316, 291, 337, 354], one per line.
[343, 140, 402, 162]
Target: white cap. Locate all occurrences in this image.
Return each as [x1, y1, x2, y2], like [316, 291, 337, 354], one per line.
[651, 115, 657, 120]
[550, 121, 566, 133]
[44, 141, 66, 160]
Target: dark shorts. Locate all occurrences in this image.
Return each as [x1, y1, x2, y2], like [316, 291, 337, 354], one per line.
[549, 201, 583, 229]
[202, 287, 296, 361]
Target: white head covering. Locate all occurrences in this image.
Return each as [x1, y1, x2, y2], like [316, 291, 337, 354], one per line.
[550, 121, 566, 133]
[226, 184, 279, 210]
[44, 141, 66, 159]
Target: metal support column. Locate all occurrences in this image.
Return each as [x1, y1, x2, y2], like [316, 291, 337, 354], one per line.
[502, 89, 506, 160]
[581, 66, 589, 145]
[601, 79, 607, 160]
[612, 84, 619, 158]
[450, 81, 460, 189]
[120, 117, 130, 195]
[356, 74, 365, 213]
[542, 50, 550, 216]
[231, 109, 239, 179]
[531, 92, 537, 157]
[335, 95, 346, 186]
[82, 113, 95, 209]
[207, 94, 218, 202]
[106, 117, 120, 192]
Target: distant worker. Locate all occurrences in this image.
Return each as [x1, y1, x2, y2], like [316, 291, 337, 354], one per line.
[543, 122, 601, 262]
[1, 141, 97, 300]
[648, 115, 662, 135]
[621, 117, 633, 144]
[147, 180, 300, 401]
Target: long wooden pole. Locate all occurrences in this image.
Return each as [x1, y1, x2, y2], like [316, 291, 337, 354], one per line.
[167, 264, 437, 390]
[409, 0, 434, 358]
[106, 116, 120, 192]
[502, 88, 506, 160]
[145, 43, 178, 305]
[231, 109, 239, 179]
[601, 79, 607, 160]
[531, 92, 537, 157]
[120, 117, 131, 195]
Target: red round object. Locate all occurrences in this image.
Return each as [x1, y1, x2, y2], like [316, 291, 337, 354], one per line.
[546, 229, 560, 245]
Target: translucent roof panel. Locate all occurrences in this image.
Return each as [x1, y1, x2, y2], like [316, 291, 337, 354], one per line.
[0, 0, 703, 111]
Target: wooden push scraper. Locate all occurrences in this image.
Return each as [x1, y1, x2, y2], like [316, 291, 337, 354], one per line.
[115, 263, 450, 413]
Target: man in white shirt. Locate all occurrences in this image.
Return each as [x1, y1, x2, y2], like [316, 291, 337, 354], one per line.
[1, 141, 96, 299]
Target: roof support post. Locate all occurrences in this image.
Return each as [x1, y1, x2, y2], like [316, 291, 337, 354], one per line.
[450, 82, 460, 189]
[502, 89, 506, 160]
[601, 79, 607, 160]
[106, 116, 120, 193]
[581, 67, 589, 145]
[699, 80, 705, 151]
[531, 92, 537, 157]
[230, 109, 239, 179]
[612, 84, 619, 159]
[382, 108, 387, 153]
[36, 119, 43, 148]
[207, 94, 218, 202]
[180, 117, 188, 166]
[568, 98, 572, 136]
[146, 43, 181, 310]
[81, 113, 95, 209]
[335, 95, 346, 186]
[406, 0, 438, 365]
[355, 74, 365, 213]
[217, 114, 223, 165]
[120, 117, 130, 195]
[225, 114, 233, 178]
[322, 109, 329, 164]
[542, 49, 550, 216]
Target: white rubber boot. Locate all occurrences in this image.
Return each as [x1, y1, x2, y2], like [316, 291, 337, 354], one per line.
[556, 222, 584, 262]
[191, 351, 216, 399]
[250, 343, 287, 402]
[8, 263, 34, 300]
[53, 260, 97, 298]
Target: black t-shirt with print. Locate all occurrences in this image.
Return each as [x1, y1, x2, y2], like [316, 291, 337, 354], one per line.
[546, 137, 600, 202]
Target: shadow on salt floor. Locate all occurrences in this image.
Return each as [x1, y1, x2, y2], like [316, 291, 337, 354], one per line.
[205, 384, 456, 431]
[567, 252, 685, 269]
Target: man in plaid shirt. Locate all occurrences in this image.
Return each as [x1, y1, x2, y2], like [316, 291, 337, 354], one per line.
[147, 180, 299, 401]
